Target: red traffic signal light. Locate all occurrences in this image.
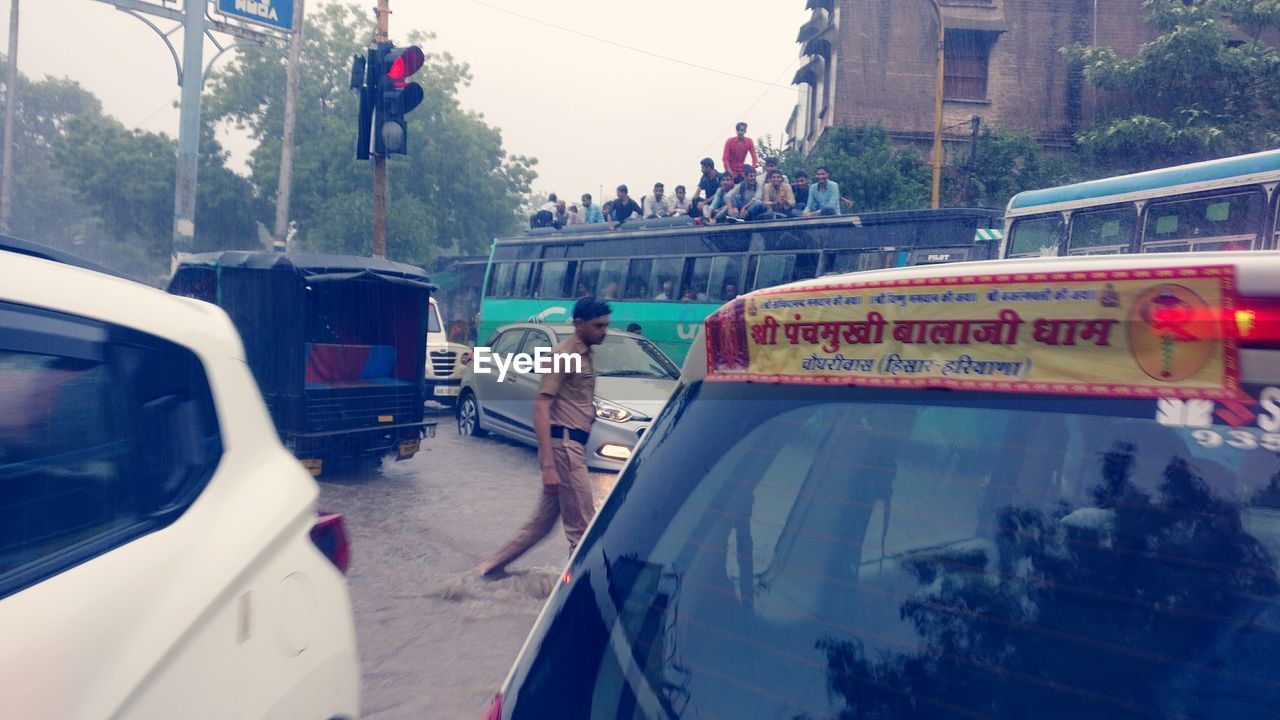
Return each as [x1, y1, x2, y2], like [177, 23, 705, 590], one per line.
[385, 46, 424, 87]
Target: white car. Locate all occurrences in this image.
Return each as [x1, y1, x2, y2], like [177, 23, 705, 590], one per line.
[425, 297, 469, 407]
[0, 239, 360, 720]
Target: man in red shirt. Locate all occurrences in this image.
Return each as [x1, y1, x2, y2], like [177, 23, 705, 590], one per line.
[722, 121, 759, 182]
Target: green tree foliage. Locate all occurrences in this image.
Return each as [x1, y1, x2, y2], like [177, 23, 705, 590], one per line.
[0, 59, 105, 249]
[50, 116, 263, 258]
[959, 124, 1077, 209]
[781, 125, 932, 212]
[204, 2, 535, 263]
[1064, 0, 1280, 172]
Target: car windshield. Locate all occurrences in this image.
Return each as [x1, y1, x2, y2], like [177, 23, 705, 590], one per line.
[589, 334, 679, 379]
[504, 381, 1280, 719]
[428, 303, 442, 334]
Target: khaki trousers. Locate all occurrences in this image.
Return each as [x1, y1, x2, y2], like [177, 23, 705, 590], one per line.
[479, 438, 595, 573]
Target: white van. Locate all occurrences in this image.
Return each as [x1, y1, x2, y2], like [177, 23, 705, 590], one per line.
[426, 297, 469, 406]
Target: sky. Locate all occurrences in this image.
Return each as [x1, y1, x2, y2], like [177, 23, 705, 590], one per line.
[5, 0, 810, 202]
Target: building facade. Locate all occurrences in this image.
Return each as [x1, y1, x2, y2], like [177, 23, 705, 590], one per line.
[786, 0, 1151, 157]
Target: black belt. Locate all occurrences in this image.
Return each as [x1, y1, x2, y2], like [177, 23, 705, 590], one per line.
[551, 425, 590, 444]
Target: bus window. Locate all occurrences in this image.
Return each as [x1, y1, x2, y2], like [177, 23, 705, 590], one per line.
[822, 250, 898, 275]
[535, 260, 571, 299]
[1068, 206, 1136, 255]
[512, 262, 534, 298]
[578, 259, 627, 299]
[708, 255, 744, 301]
[1142, 190, 1265, 252]
[1006, 215, 1063, 257]
[683, 257, 712, 301]
[650, 257, 682, 300]
[751, 253, 819, 291]
[487, 262, 515, 297]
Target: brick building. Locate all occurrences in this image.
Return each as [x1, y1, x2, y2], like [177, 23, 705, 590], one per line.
[785, 0, 1151, 157]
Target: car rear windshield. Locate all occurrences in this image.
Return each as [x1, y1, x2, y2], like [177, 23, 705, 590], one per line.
[505, 381, 1280, 719]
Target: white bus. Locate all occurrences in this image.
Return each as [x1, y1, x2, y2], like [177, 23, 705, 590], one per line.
[1003, 149, 1280, 258]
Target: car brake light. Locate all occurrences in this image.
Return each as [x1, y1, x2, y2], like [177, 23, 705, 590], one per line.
[311, 512, 351, 574]
[1235, 297, 1280, 348]
[480, 692, 502, 720]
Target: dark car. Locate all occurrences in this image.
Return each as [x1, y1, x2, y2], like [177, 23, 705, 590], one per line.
[482, 252, 1280, 719]
[169, 251, 436, 474]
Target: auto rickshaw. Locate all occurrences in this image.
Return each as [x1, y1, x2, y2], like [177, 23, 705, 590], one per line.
[168, 251, 436, 474]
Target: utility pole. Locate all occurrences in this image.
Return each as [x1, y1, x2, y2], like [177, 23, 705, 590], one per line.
[371, 0, 390, 259]
[965, 115, 981, 204]
[1, 0, 19, 235]
[927, 0, 944, 210]
[172, 0, 207, 254]
[273, 0, 306, 252]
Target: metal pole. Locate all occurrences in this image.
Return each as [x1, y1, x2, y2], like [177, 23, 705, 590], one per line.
[929, 0, 944, 209]
[371, 0, 389, 259]
[273, 0, 306, 251]
[1, 0, 19, 234]
[172, 0, 207, 256]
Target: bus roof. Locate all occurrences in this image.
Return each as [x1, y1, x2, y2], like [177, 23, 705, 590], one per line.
[686, 251, 1280, 399]
[1007, 149, 1280, 212]
[495, 207, 1001, 246]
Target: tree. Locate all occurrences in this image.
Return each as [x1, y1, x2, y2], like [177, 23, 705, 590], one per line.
[808, 125, 932, 212]
[51, 116, 263, 259]
[0, 58, 105, 250]
[958, 124, 1077, 209]
[1064, 0, 1280, 172]
[204, 3, 535, 263]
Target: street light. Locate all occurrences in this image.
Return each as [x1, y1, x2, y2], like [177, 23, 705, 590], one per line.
[928, 0, 944, 209]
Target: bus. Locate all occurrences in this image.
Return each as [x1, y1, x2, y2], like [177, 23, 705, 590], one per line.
[1003, 148, 1280, 258]
[479, 208, 1002, 363]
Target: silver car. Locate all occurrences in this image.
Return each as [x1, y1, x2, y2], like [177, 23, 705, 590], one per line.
[456, 323, 679, 470]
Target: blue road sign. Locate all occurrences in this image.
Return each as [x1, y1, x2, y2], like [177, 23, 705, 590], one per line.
[217, 0, 295, 32]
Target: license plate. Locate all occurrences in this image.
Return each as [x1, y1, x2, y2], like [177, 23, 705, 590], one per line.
[434, 385, 460, 396]
[300, 459, 323, 476]
[398, 439, 420, 459]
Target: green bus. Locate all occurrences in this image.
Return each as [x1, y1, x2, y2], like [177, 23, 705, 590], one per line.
[479, 209, 1002, 363]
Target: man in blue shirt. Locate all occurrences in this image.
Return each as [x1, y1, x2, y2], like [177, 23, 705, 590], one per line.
[580, 193, 604, 224]
[803, 166, 841, 217]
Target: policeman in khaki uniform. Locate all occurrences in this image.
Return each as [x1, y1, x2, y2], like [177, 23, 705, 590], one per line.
[473, 297, 611, 576]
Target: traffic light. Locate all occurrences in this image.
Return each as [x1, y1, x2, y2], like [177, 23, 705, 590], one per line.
[374, 42, 425, 156]
[352, 53, 372, 160]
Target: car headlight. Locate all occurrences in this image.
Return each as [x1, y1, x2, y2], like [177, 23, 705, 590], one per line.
[594, 398, 647, 423]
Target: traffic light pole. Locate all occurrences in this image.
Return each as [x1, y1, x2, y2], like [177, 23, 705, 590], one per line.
[372, 0, 390, 259]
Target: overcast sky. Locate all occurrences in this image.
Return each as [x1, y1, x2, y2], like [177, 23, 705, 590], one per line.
[7, 0, 809, 202]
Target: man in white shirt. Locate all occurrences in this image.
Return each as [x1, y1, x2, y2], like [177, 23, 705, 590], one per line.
[643, 182, 673, 218]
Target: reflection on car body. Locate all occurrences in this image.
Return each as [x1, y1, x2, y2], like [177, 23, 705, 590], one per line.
[457, 323, 679, 471]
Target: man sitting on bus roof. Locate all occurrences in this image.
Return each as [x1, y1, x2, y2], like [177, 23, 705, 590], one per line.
[607, 185, 643, 230]
[691, 157, 720, 218]
[803, 166, 841, 217]
[706, 173, 739, 224]
[581, 193, 604, 224]
[731, 166, 766, 222]
[643, 182, 674, 219]
[670, 185, 692, 216]
[791, 171, 810, 216]
[761, 170, 796, 220]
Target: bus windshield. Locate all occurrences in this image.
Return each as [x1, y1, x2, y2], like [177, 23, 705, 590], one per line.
[506, 381, 1280, 719]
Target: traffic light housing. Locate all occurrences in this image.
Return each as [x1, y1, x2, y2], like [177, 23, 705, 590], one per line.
[375, 42, 425, 156]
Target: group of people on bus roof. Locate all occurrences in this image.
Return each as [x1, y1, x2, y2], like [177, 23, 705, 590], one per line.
[529, 122, 845, 232]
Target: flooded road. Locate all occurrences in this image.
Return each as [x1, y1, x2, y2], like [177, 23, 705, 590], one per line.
[318, 405, 617, 719]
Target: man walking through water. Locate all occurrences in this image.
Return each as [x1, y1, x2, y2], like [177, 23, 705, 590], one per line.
[472, 297, 611, 576]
